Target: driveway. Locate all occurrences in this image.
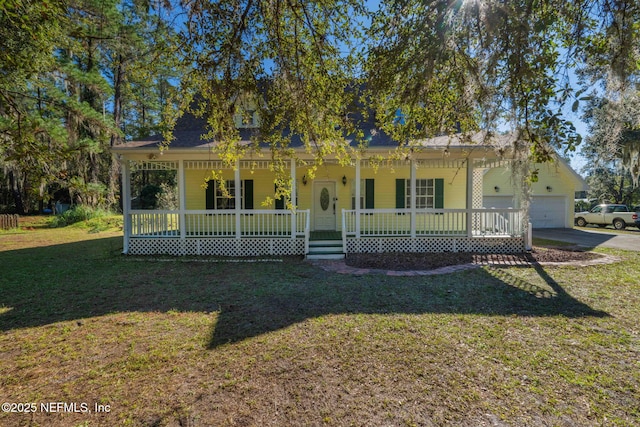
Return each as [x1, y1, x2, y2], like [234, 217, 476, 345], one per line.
[534, 227, 640, 251]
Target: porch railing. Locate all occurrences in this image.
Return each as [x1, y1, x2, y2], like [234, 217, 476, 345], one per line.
[130, 210, 180, 237]
[129, 209, 309, 238]
[342, 208, 524, 237]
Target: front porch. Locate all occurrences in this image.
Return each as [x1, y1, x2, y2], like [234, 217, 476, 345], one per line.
[119, 155, 529, 256]
[125, 207, 526, 256]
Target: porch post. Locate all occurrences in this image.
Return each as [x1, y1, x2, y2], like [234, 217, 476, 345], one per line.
[235, 160, 241, 239]
[466, 158, 473, 238]
[355, 158, 361, 238]
[290, 158, 296, 239]
[410, 158, 416, 238]
[121, 158, 131, 254]
[178, 159, 186, 241]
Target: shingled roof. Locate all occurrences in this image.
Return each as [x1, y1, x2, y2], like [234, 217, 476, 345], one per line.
[113, 108, 514, 152]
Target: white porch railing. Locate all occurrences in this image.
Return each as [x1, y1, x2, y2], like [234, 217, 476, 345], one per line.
[130, 210, 180, 237]
[342, 208, 524, 237]
[471, 208, 525, 236]
[129, 209, 309, 238]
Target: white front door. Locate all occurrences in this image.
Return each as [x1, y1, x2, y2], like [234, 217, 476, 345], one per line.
[313, 181, 336, 230]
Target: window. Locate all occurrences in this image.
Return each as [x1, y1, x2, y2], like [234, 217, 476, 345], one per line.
[396, 178, 444, 209]
[206, 180, 254, 210]
[233, 110, 259, 128]
[274, 184, 298, 209]
[351, 179, 375, 209]
[406, 179, 434, 209]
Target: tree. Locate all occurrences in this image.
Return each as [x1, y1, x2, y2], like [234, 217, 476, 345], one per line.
[0, 0, 66, 213]
[578, 0, 640, 191]
[580, 94, 640, 205]
[0, 0, 181, 213]
[104, 0, 183, 205]
[169, 0, 366, 202]
[0, 0, 118, 213]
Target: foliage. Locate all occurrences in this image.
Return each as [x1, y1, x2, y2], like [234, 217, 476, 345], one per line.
[2, 0, 640, 216]
[583, 166, 640, 206]
[0, 0, 181, 214]
[171, 0, 367, 201]
[48, 205, 114, 227]
[133, 183, 179, 210]
[574, 199, 592, 213]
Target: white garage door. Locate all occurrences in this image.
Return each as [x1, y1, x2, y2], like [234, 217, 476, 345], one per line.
[530, 196, 566, 228]
[483, 196, 567, 228]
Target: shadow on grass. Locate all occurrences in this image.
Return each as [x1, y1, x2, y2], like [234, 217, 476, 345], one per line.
[0, 237, 608, 348]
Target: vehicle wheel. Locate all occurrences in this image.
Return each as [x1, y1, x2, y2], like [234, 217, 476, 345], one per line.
[613, 219, 626, 230]
[576, 217, 587, 227]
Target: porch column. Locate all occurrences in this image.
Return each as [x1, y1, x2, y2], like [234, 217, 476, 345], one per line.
[410, 159, 416, 238]
[466, 158, 473, 238]
[355, 158, 361, 238]
[290, 158, 296, 239]
[235, 160, 241, 239]
[178, 159, 186, 241]
[121, 158, 131, 254]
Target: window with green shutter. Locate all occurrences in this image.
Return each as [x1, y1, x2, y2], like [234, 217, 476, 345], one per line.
[351, 179, 375, 209]
[399, 178, 444, 209]
[205, 180, 253, 209]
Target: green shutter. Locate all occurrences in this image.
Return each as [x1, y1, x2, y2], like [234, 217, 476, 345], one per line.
[365, 179, 375, 209]
[274, 184, 285, 209]
[206, 181, 215, 209]
[244, 180, 254, 209]
[395, 179, 405, 208]
[434, 178, 444, 209]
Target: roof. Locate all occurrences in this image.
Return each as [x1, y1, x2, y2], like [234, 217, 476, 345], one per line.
[112, 108, 516, 153]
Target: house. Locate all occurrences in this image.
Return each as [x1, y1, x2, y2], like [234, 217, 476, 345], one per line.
[112, 112, 587, 258]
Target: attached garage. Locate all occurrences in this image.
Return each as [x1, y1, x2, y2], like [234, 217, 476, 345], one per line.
[529, 196, 567, 228]
[482, 157, 587, 229]
[483, 195, 568, 228]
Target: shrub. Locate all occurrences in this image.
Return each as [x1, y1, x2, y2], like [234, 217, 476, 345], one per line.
[49, 205, 112, 228]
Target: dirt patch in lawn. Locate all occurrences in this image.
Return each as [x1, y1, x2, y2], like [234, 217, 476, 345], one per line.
[346, 246, 604, 271]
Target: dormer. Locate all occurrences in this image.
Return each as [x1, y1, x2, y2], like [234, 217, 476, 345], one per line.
[232, 93, 261, 129]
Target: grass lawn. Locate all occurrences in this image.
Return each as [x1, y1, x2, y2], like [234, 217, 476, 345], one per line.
[0, 218, 639, 426]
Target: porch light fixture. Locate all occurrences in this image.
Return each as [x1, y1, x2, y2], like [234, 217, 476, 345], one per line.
[342, 175, 347, 186]
[546, 185, 552, 192]
[494, 186, 500, 193]
[302, 175, 307, 186]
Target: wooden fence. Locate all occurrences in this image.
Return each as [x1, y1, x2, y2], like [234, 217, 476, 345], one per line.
[0, 214, 19, 230]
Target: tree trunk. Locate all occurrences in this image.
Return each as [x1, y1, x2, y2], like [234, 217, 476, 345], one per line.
[107, 56, 125, 207]
[8, 170, 25, 215]
[617, 176, 625, 203]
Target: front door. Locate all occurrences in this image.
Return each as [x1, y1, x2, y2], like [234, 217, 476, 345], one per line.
[313, 181, 336, 230]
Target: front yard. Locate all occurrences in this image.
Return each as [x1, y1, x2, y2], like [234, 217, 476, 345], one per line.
[0, 219, 638, 426]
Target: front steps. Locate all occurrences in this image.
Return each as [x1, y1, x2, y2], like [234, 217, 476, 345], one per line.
[307, 239, 345, 260]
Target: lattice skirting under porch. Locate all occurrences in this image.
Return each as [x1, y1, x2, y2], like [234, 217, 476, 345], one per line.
[127, 237, 305, 256]
[345, 236, 525, 254]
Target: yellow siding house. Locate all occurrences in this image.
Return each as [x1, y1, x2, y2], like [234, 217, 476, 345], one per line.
[112, 117, 586, 258]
